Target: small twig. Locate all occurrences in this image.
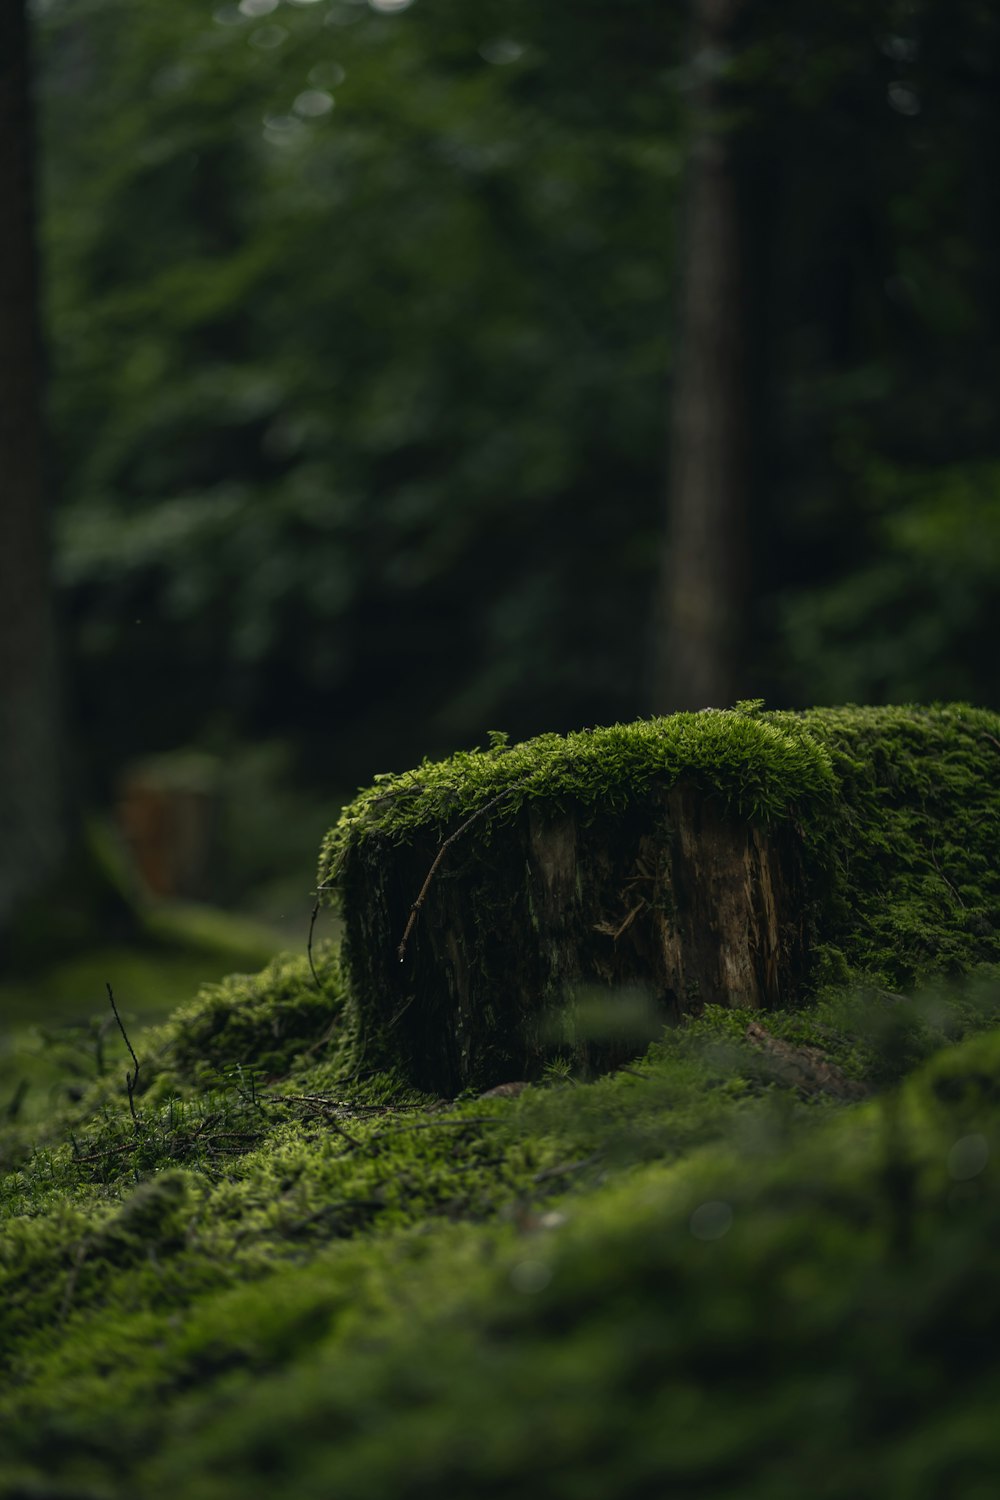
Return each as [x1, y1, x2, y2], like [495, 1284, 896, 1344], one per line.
[201, 1131, 264, 1148]
[982, 733, 1000, 754]
[73, 1140, 137, 1166]
[269, 1095, 363, 1148]
[398, 777, 533, 964]
[595, 902, 644, 943]
[106, 982, 140, 1124]
[189, 1111, 223, 1141]
[307, 884, 336, 991]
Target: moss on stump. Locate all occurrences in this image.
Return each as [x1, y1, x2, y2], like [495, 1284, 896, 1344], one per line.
[320, 704, 1000, 1093]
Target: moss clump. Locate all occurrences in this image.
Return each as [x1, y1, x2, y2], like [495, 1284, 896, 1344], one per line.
[4, 970, 1000, 1497]
[319, 706, 838, 889]
[162, 948, 352, 1086]
[5, 703, 1000, 1496]
[0, 949, 351, 1178]
[321, 703, 1000, 1000]
[787, 703, 1000, 985]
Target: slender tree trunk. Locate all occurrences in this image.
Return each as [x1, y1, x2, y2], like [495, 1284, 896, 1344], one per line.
[652, 0, 748, 711]
[0, 0, 67, 930]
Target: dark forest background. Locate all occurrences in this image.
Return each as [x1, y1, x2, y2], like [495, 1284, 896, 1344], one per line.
[2, 0, 1000, 964]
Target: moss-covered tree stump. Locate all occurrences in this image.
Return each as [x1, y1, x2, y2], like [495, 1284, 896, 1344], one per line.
[320, 704, 1000, 1094]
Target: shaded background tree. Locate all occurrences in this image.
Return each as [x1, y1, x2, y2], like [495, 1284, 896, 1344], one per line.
[652, 0, 748, 712]
[3, 0, 998, 941]
[0, 0, 67, 928]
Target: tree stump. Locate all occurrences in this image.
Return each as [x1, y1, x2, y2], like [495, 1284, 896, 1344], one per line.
[338, 779, 807, 1095]
[325, 704, 1000, 1096]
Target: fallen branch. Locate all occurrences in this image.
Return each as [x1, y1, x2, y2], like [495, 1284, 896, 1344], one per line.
[106, 983, 140, 1124]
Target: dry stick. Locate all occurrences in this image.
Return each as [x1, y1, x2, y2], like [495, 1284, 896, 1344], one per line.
[73, 1140, 137, 1166]
[106, 982, 140, 1124]
[609, 902, 644, 943]
[307, 883, 336, 991]
[267, 1093, 362, 1148]
[397, 778, 532, 964]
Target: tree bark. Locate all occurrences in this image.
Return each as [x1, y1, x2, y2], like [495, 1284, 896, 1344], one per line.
[652, 0, 749, 711]
[0, 0, 67, 930]
[341, 783, 807, 1095]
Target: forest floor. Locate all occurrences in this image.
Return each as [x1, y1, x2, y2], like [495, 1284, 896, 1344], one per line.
[5, 704, 1000, 1494]
[3, 944, 1000, 1499]
[0, 902, 288, 1130]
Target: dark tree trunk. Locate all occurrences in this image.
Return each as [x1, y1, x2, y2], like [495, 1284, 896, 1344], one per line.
[341, 783, 807, 1095]
[652, 0, 749, 711]
[0, 0, 67, 930]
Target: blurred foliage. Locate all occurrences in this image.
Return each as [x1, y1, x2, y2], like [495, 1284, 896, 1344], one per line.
[0, 920, 285, 1128]
[34, 0, 1000, 784]
[777, 460, 1000, 703]
[39, 0, 682, 778]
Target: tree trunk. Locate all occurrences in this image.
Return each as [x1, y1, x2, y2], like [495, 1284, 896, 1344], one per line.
[0, 0, 67, 931]
[652, 0, 748, 711]
[341, 783, 807, 1095]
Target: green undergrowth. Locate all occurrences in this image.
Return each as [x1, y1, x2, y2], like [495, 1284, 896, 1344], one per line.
[320, 702, 1000, 991]
[4, 703, 1000, 1495]
[4, 942, 1000, 1495]
[784, 703, 1000, 986]
[0, 897, 287, 1133]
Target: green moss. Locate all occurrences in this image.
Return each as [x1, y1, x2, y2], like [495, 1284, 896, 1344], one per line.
[6, 704, 1000, 1495]
[320, 702, 1000, 993]
[788, 703, 1000, 985]
[319, 706, 838, 891]
[0, 948, 350, 1178]
[161, 948, 351, 1085]
[5, 976, 1000, 1496]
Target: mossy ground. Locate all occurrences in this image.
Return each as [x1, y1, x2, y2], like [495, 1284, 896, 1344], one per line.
[0, 902, 286, 1130]
[4, 949, 1000, 1497]
[4, 705, 1000, 1496]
